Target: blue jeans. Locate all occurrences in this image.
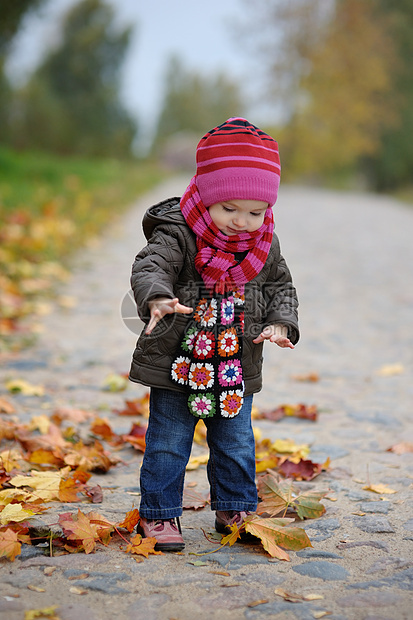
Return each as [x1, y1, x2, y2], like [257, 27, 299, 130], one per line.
[139, 387, 258, 519]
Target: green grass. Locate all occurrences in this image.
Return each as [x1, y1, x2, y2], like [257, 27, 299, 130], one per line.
[0, 147, 163, 251]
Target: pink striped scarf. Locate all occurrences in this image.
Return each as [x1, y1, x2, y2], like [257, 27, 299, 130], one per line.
[180, 176, 274, 292]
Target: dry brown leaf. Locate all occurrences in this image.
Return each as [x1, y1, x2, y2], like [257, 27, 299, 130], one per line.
[182, 487, 210, 510]
[291, 372, 320, 382]
[245, 516, 312, 561]
[387, 442, 413, 455]
[0, 397, 15, 414]
[0, 528, 21, 561]
[59, 509, 101, 554]
[27, 585, 45, 592]
[69, 586, 88, 595]
[52, 407, 93, 425]
[117, 508, 140, 533]
[247, 600, 269, 607]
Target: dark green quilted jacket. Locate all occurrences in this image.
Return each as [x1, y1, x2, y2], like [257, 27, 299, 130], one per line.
[129, 197, 299, 395]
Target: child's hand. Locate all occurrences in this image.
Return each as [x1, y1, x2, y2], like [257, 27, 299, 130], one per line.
[146, 297, 193, 335]
[253, 324, 294, 349]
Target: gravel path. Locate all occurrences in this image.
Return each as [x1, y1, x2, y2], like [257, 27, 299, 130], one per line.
[1, 179, 412, 620]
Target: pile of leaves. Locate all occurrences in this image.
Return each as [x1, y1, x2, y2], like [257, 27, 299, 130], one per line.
[0, 506, 162, 563]
[191, 471, 327, 562]
[0, 147, 162, 352]
[0, 386, 330, 563]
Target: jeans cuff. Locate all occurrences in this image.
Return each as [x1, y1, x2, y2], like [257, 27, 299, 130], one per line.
[211, 501, 257, 512]
[139, 506, 183, 520]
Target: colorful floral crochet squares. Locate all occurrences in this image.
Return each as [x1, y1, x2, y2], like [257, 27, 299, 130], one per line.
[188, 393, 216, 418]
[171, 286, 245, 418]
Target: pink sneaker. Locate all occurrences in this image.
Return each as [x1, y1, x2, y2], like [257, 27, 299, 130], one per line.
[215, 510, 256, 541]
[137, 517, 185, 552]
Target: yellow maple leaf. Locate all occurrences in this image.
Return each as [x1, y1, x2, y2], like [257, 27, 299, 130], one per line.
[0, 488, 30, 504]
[186, 453, 209, 470]
[272, 439, 310, 460]
[193, 420, 207, 445]
[363, 483, 397, 495]
[0, 503, 35, 525]
[28, 415, 51, 435]
[0, 448, 25, 472]
[125, 533, 163, 558]
[5, 379, 44, 396]
[24, 605, 59, 620]
[220, 521, 242, 547]
[10, 468, 70, 502]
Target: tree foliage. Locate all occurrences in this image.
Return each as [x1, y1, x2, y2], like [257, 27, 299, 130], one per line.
[0, 0, 45, 56]
[365, 0, 413, 190]
[284, 0, 398, 176]
[13, 0, 137, 157]
[241, 0, 410, 188]
[0, 0, 46, 143]
[152, 56, 245, 157]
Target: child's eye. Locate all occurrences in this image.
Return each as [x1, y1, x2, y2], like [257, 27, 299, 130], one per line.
[223, 206, 235, 213]
[251, 212, 263, 217]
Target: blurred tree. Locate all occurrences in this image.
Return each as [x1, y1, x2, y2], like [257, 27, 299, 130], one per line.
[15, 0, 137, 157]
[284, 0, 398, 177]
[365, 0, 413, 190]
[240, 0, 399, 184]
[151, 56, 245, 159]
[0, 0, 45, 55]
[0, 0, 46, 143]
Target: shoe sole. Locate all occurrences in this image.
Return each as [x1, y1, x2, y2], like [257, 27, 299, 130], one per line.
[154, 541, 185, 552]
[137, 524, 185, 552]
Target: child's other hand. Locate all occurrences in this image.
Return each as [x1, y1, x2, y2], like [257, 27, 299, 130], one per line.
[253, 324, 294, 349]
[146, 297, 193, 335]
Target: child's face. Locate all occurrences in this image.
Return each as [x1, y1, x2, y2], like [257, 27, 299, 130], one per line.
[208, 199, 268, 236]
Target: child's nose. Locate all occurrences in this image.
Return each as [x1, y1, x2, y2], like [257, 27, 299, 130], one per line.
[233, 215, 246, 228]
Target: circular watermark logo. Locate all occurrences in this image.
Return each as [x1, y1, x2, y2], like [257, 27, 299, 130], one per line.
[120, 289, 142, 335]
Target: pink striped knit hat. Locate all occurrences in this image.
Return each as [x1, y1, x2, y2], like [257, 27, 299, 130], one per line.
[195, 117, 281, 208]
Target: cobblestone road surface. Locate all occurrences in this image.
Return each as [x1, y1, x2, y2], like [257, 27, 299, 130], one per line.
[1, 179, 412, 620]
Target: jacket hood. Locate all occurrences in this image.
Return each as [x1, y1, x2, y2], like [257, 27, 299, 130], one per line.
[142, 197, 186, 240]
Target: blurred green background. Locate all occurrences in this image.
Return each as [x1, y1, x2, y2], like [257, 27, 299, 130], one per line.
[1, 0, 412, 350]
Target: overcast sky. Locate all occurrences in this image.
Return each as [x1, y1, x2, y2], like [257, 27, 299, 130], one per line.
[7, 0, 264, 148]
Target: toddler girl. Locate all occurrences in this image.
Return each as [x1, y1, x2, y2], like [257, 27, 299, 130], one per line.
[129, 117, 299, 551]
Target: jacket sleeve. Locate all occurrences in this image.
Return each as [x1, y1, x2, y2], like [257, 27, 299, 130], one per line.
[264, 236, 300, 344]
[130, 224, 185, 322]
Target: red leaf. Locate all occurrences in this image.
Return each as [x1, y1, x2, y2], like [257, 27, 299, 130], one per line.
[257, 404, 318, 422]
[278, 459, 324, 481]
[114, 394, 149, 417]
[84, 485, 103, 504]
